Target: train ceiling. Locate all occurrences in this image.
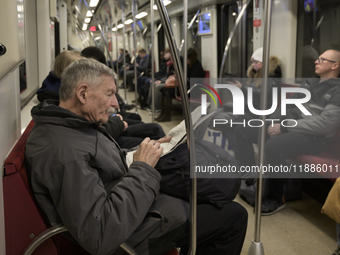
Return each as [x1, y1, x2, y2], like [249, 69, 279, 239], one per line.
[67, 0, 230, 34]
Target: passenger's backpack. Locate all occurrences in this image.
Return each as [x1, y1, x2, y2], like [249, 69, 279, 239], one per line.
[155, 139, 241, 208]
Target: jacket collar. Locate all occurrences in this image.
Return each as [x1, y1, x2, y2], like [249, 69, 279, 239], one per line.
[31, 99, 101, 128]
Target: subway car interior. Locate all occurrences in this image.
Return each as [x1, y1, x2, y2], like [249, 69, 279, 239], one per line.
[1, 0, 340, 254]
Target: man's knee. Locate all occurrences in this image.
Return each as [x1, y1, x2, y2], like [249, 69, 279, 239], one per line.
[231, 201, 248, 222]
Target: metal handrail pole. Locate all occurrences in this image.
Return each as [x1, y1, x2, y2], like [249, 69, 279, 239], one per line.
[218, 0, 251, 83]
[82, 0, 114, 67]
[155, 1, 197, 255]
[151, 0, 155, 122]
[114, 7, 121, 94]
[255, 0, 273, 242]
[23, 223, 138, 255]
[74, 5, 97, 46]
[122, 5, 127, 100]
[132, 0, 138, 113]
[120, 242, 138, 255]
[248, 0, 273, 254]
[23, 224, 67, 255]
[183, 0, 188, 103]
[108, 5, 114, 74]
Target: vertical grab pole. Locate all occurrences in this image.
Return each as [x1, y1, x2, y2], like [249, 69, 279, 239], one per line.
[150, 0, 155, 122]
[183, 0, 187, 92]
[183, 1, 197, 254]
[248, 0, 273, 254]
[131, 0, 138, 113]
[122, 4, 127, 101]
[82, 0, 113, 69]
[114, 7, 120, 96]
[155, 1, 197, 255]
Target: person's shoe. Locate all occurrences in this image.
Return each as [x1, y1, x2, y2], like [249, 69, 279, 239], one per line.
[120, 103, 135, 111]
[261, 198, 285, 216]
[331, 246, 340, 255]
[148, 109, 161, 115]
[156, 114, 171, 122]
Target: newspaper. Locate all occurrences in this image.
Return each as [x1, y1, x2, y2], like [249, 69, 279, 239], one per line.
[125, 104, 213, 167]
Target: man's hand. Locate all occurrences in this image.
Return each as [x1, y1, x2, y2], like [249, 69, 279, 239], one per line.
[116, 114, 123, 121]
[267, 124, 281, 138]
[157, 135, 172, 144]
[133, 138, 163, 168]
[155, 80, 162, 86]
[123, 121, 128, 132]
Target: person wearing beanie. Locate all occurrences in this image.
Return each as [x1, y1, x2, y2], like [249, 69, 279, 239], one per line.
[212, 47, 282, 134]
[251, 47, 263, 62]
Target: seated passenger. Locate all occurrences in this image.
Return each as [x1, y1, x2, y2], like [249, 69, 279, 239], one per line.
[108, 49, 131, 72]
[126, 48, 151, 92]
[211, 47, 281, 147]
[138, 47, 172, 110]
[26, 58, 248, 255]
[156, 47, 205, 122]
[119, 49, 141, 89]
[36, 50, 82, 102]
[235, 49, 340, 215]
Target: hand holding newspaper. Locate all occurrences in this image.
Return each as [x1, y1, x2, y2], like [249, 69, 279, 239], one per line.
[125, 104, 214, 167]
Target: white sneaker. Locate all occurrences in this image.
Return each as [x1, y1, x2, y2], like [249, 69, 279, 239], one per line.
[148, 109, 161, 115]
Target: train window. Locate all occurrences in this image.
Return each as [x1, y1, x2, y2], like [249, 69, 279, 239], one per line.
[296, 0, 340, 80]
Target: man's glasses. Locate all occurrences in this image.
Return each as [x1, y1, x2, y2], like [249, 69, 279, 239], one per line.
[316, 57, 338, 64]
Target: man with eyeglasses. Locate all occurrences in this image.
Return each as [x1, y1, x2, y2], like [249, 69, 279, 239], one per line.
[234, 49, 340, 215]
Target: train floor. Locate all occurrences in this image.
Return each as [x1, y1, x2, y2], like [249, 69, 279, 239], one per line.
[21, 90, 337, 255]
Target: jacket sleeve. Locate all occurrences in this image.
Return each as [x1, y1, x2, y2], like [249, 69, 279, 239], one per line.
[103, 116, 124, 139]
[137, 57, 150, 73]
[284, 103, 340, 136]
[280, 82, 340, 136]
[48, 159, 161, 255]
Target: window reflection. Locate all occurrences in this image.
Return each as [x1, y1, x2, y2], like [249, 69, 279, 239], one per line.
[297, 0, 340, 79]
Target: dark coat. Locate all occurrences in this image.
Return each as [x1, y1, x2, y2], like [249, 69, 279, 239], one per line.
[36, 72, 61, 102]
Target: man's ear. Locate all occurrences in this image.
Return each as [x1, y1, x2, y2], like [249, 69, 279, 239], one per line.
[332, 62, 340, 71]
[76, 84, 88, 104]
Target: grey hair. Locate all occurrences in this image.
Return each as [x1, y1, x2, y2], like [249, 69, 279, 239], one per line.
[59, 58, 115, 101]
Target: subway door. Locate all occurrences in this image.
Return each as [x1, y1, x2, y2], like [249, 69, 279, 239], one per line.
[218, 1, 253, 79]
[217, 1, 253, 104]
